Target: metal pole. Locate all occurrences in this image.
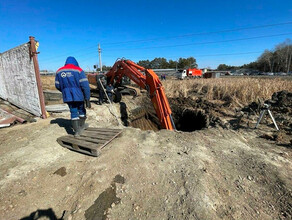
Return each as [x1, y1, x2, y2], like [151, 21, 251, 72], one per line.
[255, 110, 266, 129]
[98, 43, 102, 72]
[29, 36, 47, 119]
[267, 109, 279, 131]
[98, 79, 121, 126]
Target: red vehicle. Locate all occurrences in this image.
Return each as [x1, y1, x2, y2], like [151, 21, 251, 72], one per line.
[187, 68, 202, 77]
[177, 68, 202, 79]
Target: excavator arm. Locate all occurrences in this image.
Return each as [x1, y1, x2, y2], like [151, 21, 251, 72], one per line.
[106, 59, 175, 130]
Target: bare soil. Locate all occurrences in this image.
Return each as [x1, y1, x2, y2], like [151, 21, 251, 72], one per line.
[0, 78, 291, 220]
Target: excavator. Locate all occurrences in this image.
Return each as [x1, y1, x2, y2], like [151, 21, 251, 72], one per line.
[87, 59, 176, 130]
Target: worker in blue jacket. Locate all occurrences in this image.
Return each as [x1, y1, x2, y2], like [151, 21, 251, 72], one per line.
[55, 56, 91, 137]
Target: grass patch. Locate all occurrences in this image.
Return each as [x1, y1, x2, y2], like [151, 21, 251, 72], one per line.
[163, 78, 292, 107]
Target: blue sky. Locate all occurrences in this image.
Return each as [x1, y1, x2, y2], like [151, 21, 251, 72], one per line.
[0, 0, 292, 70]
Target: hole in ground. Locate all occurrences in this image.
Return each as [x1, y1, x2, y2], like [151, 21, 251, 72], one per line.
[122, 106, 207, 132]
[172, 108, 208, 132]
[119, 97, 209, 132]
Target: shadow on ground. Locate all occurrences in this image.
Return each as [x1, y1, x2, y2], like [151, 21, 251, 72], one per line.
[50, 118, 73, 135]
[277, 143, 292, 149]
[20, 208, 65, 220]
[120, 102, 129, 126]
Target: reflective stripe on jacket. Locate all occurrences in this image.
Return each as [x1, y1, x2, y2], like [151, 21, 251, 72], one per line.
[55, 64, 90, 102]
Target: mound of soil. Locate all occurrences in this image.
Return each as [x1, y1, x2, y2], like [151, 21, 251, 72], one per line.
[270, 90, 292, 114]
[169, 97, 232, 131]
[243, 90, 292, 115]
[242, 90, 292, 132]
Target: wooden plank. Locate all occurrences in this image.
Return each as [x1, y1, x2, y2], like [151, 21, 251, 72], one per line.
[65, 145, 98, 157]
[58, 136, 100, 150]
[70, 135, 108, 144]
[100, 129, 123, 149]
[57, 128, 122, 157]
[86, 127, 122, 132]
[83, 130, 119, 134]
[57, 138, 99, 157]
[82, 131, 120, 138]
[80, 132, 117, 140]
[80, 134, 113, 140]
[84, 130, 121, 136]
[89, 131, 121, 136]
[86, 127, 121, 131]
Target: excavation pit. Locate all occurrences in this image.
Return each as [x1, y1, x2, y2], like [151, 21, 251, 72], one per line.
[119, 96, 211, 132]
[121, 105, 208, 132]
[121, 106, 160, 131]
[172, 108, 208, 132]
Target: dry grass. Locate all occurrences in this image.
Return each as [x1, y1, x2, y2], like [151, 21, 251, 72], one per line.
[41, 75, 56, 90]
[163, 78, 292, 106]
[41, 75, 292, 107]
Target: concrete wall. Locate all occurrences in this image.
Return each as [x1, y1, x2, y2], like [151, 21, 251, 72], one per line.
[0, 43, 42, 116]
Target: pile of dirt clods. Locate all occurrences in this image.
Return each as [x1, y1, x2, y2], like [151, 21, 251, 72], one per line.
[242, 90, 292, 130]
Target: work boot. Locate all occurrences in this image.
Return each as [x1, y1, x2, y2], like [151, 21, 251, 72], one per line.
[79, 117, 89, 134]
[71, 119, 81, 137]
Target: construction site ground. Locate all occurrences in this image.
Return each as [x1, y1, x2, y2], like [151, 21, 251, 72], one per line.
[0, 78, 292, 220]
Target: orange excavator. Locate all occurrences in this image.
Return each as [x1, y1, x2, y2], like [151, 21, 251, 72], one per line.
[88, 59, 175, 130]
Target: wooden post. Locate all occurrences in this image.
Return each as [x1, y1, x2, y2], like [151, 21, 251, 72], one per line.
[29, 36, 47, 119]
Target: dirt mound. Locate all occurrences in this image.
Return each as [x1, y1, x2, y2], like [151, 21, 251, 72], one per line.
[243, 90, 292, 114]
[269, 90, 292, 114]
[2, 123, 291, 220]
[169, 97, 233, 131]
[1, 87, 292, 219]
[242, 90, 292, 132]
[241, 90, 292, 147]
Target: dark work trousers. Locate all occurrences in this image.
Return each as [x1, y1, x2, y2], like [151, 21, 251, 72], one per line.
[67, 101, 86, 120]
[99, 90, 104, 104]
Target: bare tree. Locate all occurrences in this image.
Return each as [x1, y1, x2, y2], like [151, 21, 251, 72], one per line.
[258, 50, 275, 72]
[274, 39, 292, 73]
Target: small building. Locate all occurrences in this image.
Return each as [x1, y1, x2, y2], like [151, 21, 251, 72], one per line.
[203, 72, 220, 78]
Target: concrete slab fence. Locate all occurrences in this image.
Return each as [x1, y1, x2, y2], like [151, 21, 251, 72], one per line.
[0, 37, 46, 118]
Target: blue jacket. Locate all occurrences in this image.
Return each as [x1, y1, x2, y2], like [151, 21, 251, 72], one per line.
[55, 57, 90, 102]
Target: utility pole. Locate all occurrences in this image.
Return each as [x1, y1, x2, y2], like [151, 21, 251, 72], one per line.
[98, 43, 102, 72]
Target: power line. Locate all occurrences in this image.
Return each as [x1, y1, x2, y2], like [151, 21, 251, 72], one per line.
[43, 32, 290, 65]
[42, 51, 262, 69]
[116, 51, 263, 61]
[42, 32, 291, 63]
[104, 32, 292, 51]
[75, 51, 262, 65]
[40, 21, 292, 61]
[102, 21, 292, 46]
[183, 51, 261, 58]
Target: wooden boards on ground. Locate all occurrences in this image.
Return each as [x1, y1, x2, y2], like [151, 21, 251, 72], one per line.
[57, 127, 122, 157]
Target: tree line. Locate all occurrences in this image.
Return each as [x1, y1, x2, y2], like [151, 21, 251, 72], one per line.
[101, 39, 292, 73]
[98, 57, 198, 71]
[137, 57, 197, 69]
[217, 39, 292, 73]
